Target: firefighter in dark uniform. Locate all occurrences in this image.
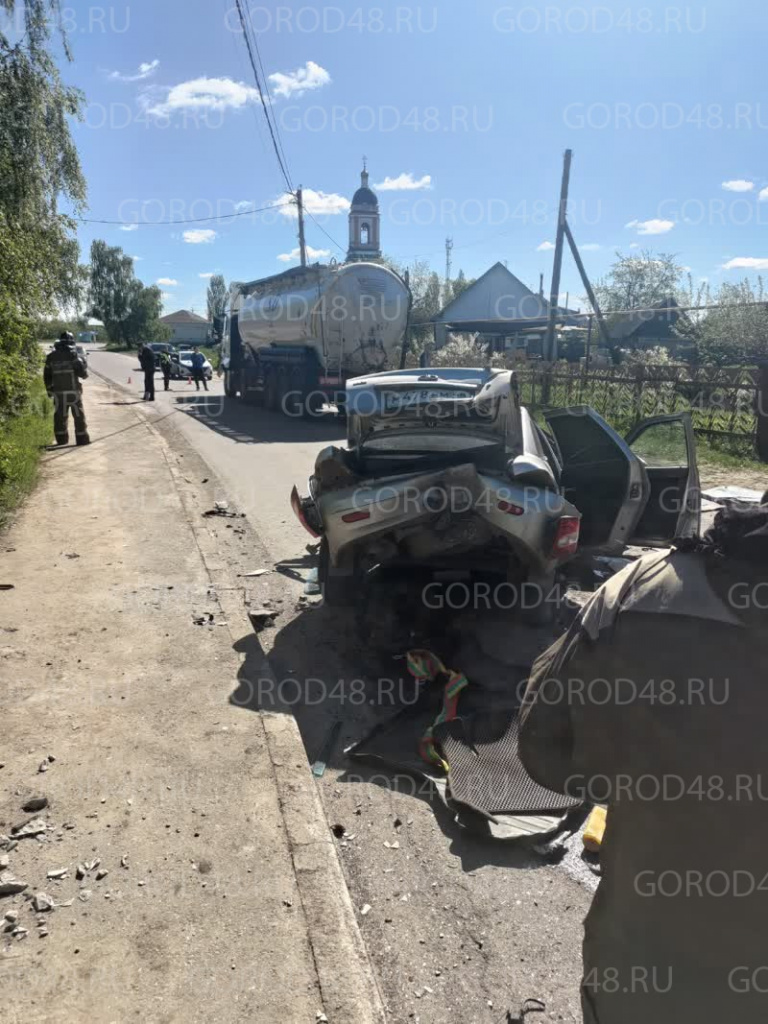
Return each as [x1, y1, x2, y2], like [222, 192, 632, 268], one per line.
[43, 332, 90, 446]
[139, 343, 156, 401]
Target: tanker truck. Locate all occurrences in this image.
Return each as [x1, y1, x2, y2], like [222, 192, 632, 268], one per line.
[221, 261, 410, 416]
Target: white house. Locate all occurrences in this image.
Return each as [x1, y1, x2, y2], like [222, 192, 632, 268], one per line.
[160, 309, 211, 346]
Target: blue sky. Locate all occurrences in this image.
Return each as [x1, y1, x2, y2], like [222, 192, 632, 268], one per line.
[51, 0, 768, 313]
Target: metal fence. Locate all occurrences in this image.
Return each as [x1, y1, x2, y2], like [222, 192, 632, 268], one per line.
[516, 363, 761, 455]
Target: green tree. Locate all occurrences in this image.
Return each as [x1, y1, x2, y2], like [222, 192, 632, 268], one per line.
[450, 269, 475, 302]
[88, 240, 170, 348]
[593, 251, 685, 313]
[693, 278, 768, 365]
[206, 273, 227, 340]
[88, 240, 135, 339]
[0, 0, 86, 433]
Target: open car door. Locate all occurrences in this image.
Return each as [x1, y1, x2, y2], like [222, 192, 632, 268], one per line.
[544, 408, 700, 554]
[624, 412, 700, 543]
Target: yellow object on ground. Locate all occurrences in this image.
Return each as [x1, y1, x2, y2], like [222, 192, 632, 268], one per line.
[583, 805, 607, 853]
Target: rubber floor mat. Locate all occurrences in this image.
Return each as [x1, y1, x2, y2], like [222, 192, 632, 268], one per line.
[435, 709, 581, 818]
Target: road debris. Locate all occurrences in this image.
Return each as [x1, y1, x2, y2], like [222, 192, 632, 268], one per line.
[0, 584, 15, 590]
[383, 841, 400, 850]
[95, 868, 108, 881]
[360, 903, 372, 916]
[0, 873, 28, 897]
[31, 892, 54, 912]
[506, 997, 546, 1022]
[192, 613, 216, 626]
[46, 867, 68, 880]
[120, 855, 129, 869]
[238, 569, 274, 578]
[248, 607, 280, 632]
[21, 796, 48, 813]
[11, 817, 48, 840]
[202, 502, 238, 518]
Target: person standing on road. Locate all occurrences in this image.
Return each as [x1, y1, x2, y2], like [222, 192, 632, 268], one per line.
[139, 344, 155, 401]
[159, 350, 172, 392]
[518, 503, 768, 1024]
[44, 331, 90, 445]
[190, 346, 208, 392]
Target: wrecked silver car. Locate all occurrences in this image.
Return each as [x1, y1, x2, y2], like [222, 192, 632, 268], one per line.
[290, 367, 700, 607]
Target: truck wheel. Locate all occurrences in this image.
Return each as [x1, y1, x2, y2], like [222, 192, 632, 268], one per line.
[282, 383, 304, 418]
[304, 391, 324, 418]
[265, 370, 280, 411]
[224, 371, 238, 398]
[318, 537, 356, 607]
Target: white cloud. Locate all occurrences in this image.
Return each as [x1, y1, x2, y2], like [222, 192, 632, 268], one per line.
[109, 59, 159, 83]
[374, 173, 432, 192]
[199, 272, 214, 279]
[129, 255, 142, 261]
[157, 277, 178, 286]
[759, 187, 768, 202]
[536, 241, 555, 251]
[234, 200, 253, 211]
[268, 60, 330, 100]
[277, 245, 332, 264]
[581, 243, 601, 251]
[722, 257, 768, 271]
[120, 223, 138, 232]
[145, 77, 258, 118]
[625, 218, 675, 235]
[722, 179, 754, 192]
[272, 188, 350, 219]
[629, 243, 639, 249]
[160, 291, 173, 301]
[183, 229, 216, 244]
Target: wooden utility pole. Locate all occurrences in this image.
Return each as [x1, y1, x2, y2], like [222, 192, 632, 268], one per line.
[296, 187, 307, 267]
[564, 220, 611, 348]
[543, 149, 572, 362]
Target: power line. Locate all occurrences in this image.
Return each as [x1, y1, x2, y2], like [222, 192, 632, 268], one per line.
[245, 10, 293, 192]
[78, 200, 292, 227]
[233, 0, 293, 194]
[305, 210, 346, 254]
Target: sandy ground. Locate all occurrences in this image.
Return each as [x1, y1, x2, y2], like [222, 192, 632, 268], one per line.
[0, 376, 364, 1024]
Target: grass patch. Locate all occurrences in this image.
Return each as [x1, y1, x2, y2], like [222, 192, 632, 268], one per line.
[0, 378, 52, 529]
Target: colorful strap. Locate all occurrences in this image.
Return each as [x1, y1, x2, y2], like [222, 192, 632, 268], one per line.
[406, 649, 469, 773]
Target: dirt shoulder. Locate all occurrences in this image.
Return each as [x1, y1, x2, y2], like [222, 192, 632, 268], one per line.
[0, 376, 379, 1024]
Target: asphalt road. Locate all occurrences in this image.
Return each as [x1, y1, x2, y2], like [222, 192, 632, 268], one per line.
[87, 347, 591, 1023]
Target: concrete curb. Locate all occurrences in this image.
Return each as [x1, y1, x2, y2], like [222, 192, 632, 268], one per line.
[92, 369, 388, 1024]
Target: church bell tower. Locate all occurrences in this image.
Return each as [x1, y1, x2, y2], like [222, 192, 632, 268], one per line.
[346, 160, 382, 262]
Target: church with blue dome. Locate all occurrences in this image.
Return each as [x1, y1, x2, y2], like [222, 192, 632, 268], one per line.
[346, 161, 382, 262]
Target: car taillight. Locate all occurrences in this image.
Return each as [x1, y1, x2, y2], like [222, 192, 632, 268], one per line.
[341, 510, 371, 523]
[497, 500, 524, 516]
[551, 516, 580, 560]
[290, 485, 320, 538]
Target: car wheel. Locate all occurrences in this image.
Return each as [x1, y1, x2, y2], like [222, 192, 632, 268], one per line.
[318, 537, 356, 607]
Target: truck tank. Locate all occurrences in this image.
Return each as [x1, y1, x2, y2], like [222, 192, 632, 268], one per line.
[234, 261, 409, 376]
